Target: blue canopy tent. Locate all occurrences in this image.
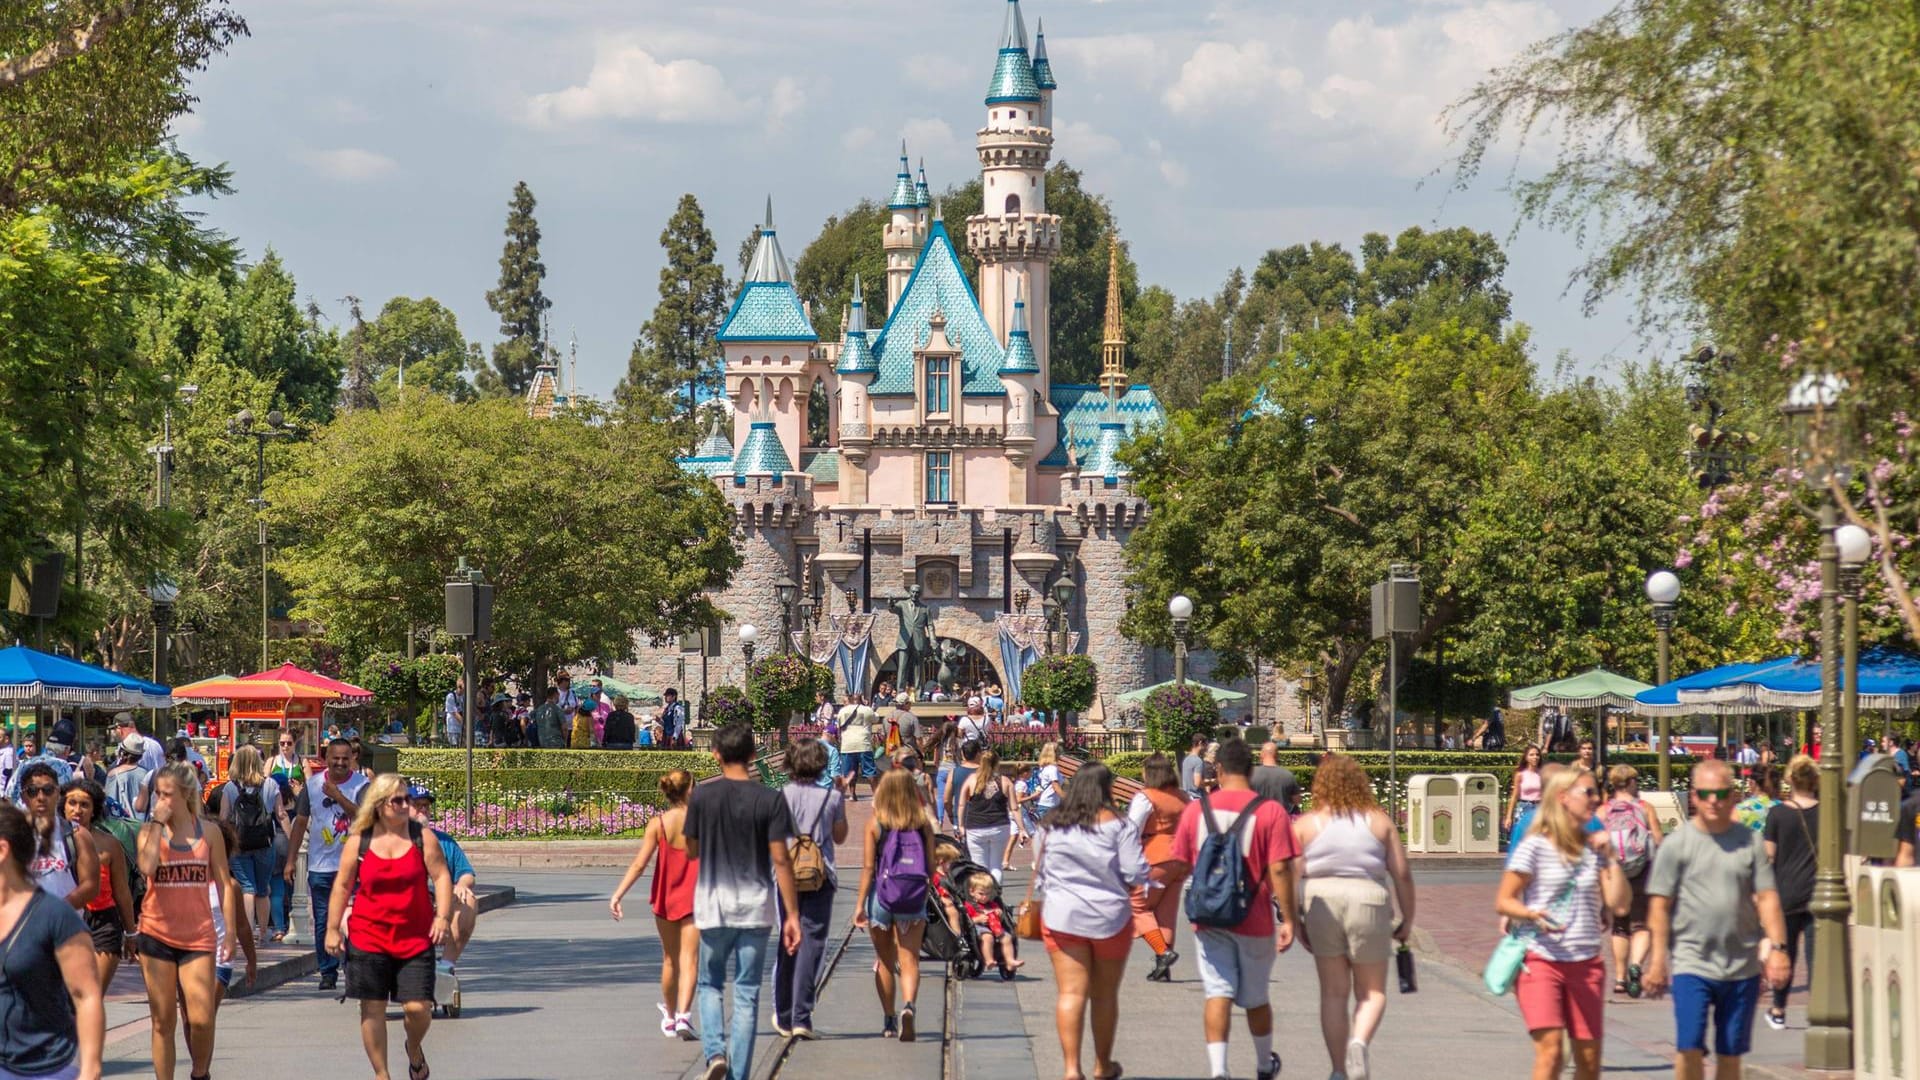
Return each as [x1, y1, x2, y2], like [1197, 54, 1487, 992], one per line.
[1680, 647, 1920, 711]
[0, 645, 173, 709]
[1633, 658, 1798, 717]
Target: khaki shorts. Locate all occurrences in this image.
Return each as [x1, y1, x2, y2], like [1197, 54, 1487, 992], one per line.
[1301, 877, 1395, 964]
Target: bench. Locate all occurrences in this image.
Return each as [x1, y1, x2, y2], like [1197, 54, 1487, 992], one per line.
[1056, 755, 1144, 805]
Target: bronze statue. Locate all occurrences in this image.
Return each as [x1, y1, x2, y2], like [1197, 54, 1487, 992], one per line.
[888, 585, 934, 689]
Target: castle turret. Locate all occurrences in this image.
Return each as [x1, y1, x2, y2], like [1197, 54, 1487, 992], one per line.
[1097, 237, 1128, 404]
[999, 282, 1041, 503]
[836, 274, 876, 502]
[883, 143, 929, 314]
[717, 197, 817, 471]
[968, 0, 1061, 382]
[1032, 18, 1057, 129]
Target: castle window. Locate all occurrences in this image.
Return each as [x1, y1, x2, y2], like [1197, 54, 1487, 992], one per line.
[925, 356, 951, 417]
[1005, 194, 1021, 215]
[925, 451, 953, 503]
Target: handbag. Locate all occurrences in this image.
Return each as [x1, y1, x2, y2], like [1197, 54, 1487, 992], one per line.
[1484, 876, 1575, 996]
[1014, 835, 1045, 941]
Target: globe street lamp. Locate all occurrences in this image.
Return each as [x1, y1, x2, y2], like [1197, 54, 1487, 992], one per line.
[1645, 570, 1680, 791]
[1051, 564, 1077, 657]
[1835, 523, 1871, 766]
[738, 623, 758, 670]
[230, 408, 296, 670]
[1169, 594, 1194, 687]
[773, 574, 799, 655]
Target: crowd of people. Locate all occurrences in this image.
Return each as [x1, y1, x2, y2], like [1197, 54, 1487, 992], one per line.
[440, 673, 696, 750]
[0, 710, 479, 1080]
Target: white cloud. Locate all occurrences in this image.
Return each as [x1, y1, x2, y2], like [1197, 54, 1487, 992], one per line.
[1162, 41, 1303, 116]
[296, 147, 397, 182]
[525, 42, 747, 126]
[1057, 119, 1120, 162]
[900, 117, 958, 157]
[767, 76, 805, 126]
[901, 52, 972, 92]
[841, 126, 877, 152]
[1050, 33, 1164, 82]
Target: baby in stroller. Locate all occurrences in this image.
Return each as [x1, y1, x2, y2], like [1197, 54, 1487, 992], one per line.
[961, 871, 1024, 978]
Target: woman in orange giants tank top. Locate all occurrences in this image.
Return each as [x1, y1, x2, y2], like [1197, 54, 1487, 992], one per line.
[135, 763, 241, 1080]
[60, 778, 139, 994]
[609, 769, 700, 1040]
[1123, 753, 1193, 982]
[325, 773, 453, 1080]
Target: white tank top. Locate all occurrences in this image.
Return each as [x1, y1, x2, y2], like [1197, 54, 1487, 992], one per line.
[29, 817, 77, 900]
[1303, 812, 1388, 884]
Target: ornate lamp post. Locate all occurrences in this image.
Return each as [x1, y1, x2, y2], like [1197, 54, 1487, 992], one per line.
[1783, 370, 1852, 1070]
[1169, 594, 1194, 687]
[1645, 570, 1680, 791]
[774, 574, 799, 655]
[1051, 567, 1077, 657]
[229, 408, 296, 670]
[738, 623, 758, 670]
[1835, 523, 1870, 766]
[147, 579, 179, 729]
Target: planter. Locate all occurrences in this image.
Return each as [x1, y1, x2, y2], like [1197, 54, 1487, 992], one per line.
[1328, 728, 1376, 750]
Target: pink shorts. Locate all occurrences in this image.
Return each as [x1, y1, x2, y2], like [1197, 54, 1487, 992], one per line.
[1043, 923, 1133, 960]
[1516, 956, 1606, 1041]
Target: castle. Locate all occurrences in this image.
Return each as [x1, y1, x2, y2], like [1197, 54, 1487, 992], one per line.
[618, 0, 1260, 721]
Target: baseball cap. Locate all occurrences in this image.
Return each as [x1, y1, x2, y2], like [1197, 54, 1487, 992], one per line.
[575, 699, 595, 713]
[112, 712, 137, 728]
[407, 784, 435, 802]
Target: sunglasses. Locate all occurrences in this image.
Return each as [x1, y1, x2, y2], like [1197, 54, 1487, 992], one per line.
[385, 795, 412, 807]
[1572, 786, 1600, 798]
[1693, 787, 1736, 802]
[23, 785, 57, 798]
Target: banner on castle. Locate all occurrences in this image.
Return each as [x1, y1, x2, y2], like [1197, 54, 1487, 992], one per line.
[793, 613, 876, 696]
[995, 613, 1049, 703]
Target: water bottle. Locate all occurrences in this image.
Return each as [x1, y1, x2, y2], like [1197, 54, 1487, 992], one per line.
[1396, 941, 1418, 994]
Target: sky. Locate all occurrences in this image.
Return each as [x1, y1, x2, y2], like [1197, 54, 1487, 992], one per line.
[172, 0, 1666, 400]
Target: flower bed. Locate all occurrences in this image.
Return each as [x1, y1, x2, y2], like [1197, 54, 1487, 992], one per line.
[425, 789, 659, 841]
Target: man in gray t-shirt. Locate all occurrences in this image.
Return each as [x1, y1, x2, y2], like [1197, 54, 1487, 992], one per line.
[1643, 760, 1790, 1072]
[1180, 733, 1208, 798]
[1250, 741, 1302, 814]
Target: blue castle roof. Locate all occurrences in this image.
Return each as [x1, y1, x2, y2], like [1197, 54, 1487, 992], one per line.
[718, 199, 816, 344]
[868, 221, 1007, 397]
[1000, 290, 1039, 375]
[733, 420, 793, 480]
[836, 274, 878, 376]
[1032, 19, 1057, 90]
[1041, 385, 1163, 468]
[986, 0, 1039, 104]
[679, 418, 735, 478]
[915, 159, 931, 208]
[888, 144, 917, 210]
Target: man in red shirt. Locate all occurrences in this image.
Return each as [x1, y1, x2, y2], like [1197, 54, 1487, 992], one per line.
[1171, 738, 1301, 1080]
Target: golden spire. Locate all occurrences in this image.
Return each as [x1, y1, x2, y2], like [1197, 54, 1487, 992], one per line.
[1099, 236, 1127, 402]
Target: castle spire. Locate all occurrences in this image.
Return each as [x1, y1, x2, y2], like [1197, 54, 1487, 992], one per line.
[888, 141, 917, 209]
[744, 196, 792, 283]
[1032, 17, 1057, 90]
[986, 0, 1041, 104]
[1098, 236, 1128, 402]
[915, 157, 931, 207]
[999, 0, 1029, 52]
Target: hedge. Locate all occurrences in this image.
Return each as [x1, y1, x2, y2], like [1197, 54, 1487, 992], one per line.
[395, 749, 713, 773]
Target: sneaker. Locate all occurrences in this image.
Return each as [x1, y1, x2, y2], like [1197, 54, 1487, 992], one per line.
[659, 1002, 676, 1037]
[702, 1056, 729, 1080]
[881, 1014, 898, 1040]
[1766, 1010, 1788, 1031]
[317, 971, 338, 991]
[1345, 1038, 1369, 1080]
[1258, 1050, 1284, 1080]
[1626, 963, 1643, 999]
[792, 1026, 817, 1040]
[773, 1018, 793, 1038]
[674, 1014, 696, 1041]
[899, 1003, 917, 1042]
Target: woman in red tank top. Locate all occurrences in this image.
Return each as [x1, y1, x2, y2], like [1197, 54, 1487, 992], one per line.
[60, 779, 138, 992]
[324, 773, 453, 1080]
[609, 769, 700, 1040]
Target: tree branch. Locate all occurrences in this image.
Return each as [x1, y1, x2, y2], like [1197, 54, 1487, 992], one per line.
[0, 3, 139, 90]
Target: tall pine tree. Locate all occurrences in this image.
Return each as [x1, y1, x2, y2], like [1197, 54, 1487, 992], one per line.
[482, 181, 552, 397]
[617, 194, 729, 418]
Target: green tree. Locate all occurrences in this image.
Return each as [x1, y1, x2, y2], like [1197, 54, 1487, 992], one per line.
[228, 251, 342, 421]
[0, 1, 246, 214]
[362, 296, 476, 404]
[618, 194, 729, 418]
[267, 397, 740, 690]
[480, 181, 552, 397]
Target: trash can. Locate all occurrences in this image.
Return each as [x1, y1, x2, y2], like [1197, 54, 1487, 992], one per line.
[1881, 868, 1920, 1080]
[1455, 772, 1500, 854]
[1406, 774, 1461, 854]
[1854, 865, 1883, 1079]
[1640, 791, 1688, 837]
[362, 740, 400, 777]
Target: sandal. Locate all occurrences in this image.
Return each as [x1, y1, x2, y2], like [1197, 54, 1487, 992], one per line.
[409, 1059, 429, 1080]
[1094, 1065, 1124, 1080]
[1612, 980, 1629, 996]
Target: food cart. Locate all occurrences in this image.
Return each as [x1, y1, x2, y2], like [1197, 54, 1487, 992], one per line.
[170, 676, 343, 782]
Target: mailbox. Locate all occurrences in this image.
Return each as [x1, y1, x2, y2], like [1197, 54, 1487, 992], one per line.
[1455, 773, 1501, 854]
[1851, 755, 1905, 860]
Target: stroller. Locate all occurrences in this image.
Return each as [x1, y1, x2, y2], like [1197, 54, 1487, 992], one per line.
[920, 835, 987, 980]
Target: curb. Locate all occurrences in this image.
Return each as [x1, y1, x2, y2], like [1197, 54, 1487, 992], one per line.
[462, 845, 636, 869]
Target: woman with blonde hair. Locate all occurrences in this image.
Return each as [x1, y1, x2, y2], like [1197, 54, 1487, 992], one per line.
[611, 769, 701, 1039]
[217, 743, 286, 946]
[136, 761, 241, 1080]
[325, 772, 454, 1080]
[851, 769, 935, 1041]
[1292, 753, 1416, 1080]
[1760, 753, 1819, 1030]
[1495, 767, 1630, 1080]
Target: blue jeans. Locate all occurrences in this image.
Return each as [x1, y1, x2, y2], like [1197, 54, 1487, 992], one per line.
[309, 871, 339, 975]
[934, 764, 954, 827]
[230, 846, 272, 897]
[269, 841, 290, 932]
[697, 926, 769, 1077]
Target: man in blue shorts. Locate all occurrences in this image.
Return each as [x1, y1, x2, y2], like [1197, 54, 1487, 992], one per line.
[1642, 759, 1791, 1079]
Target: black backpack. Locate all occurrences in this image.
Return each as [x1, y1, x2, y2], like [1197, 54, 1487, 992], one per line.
[233, 783, 273, 852]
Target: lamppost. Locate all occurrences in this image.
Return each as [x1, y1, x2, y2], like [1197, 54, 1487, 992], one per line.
[774, 574, 799, 655]
[230, 408, 296, 670]
[1645, 570, 1680, 791]
[1169, 594, 1193, 686]
[739, 623, 758, 671]
[1041, 596, 1059, 656]
[147, 579, 179, 729]
[1835, 523, 1870, 766]
[1783, 369, 1852, 1070]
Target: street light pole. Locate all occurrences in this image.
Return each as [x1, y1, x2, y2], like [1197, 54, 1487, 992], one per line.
[1836, 524, 1870, 768]
[1645, 570, 1680, 791]
[230, 409, 295, 671]
[1169, 595, 1193, 687]
[148, 580, 179, 731]
[774, 575, 798, 656]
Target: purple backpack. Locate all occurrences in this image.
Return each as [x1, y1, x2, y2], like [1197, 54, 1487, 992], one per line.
[874, 827, 930, 914]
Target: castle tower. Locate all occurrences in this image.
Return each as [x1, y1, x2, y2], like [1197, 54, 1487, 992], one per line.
[883, 143, 929, 314]
[716, 198, 818, 470]
[966, 0, 1061, 381]
[1097, 237, 1127, 404]
[836, 273, 877, 502]
[999, 281, 1041, 503]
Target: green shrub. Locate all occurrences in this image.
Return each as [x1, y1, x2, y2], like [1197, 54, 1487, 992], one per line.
[1023, 655, 1097, 718]
[395, 748, 712, 772]
[703, 684, 755, 728]
[1142, 683, 1222, 754]
[746, 655, 832, 732]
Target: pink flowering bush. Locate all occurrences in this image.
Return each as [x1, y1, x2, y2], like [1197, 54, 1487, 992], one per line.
[432, 795, 658, 841]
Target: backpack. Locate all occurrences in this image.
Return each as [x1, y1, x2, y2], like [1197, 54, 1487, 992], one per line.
[233, 783, 274, 852]
[790, 797, 828, 894]
[1603, 798, 1654, 875]
[95, 817, 147, 917]
[1185, 791, 1269, 929]
[874, 826, 930, 914]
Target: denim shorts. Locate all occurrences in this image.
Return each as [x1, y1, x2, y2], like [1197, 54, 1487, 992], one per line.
[866, 894, 926, 930]
[229, 846, 273, 895]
